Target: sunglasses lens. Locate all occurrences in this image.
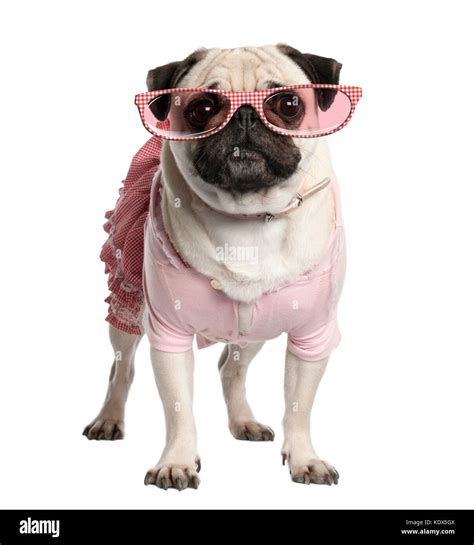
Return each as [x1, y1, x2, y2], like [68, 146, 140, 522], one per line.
[263, 88, 352, 136]
[143, 90, 230, 138]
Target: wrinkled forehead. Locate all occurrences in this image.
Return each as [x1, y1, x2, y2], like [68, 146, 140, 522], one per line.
[178, 46, 311, 91]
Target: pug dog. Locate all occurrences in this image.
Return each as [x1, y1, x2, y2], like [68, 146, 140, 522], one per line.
[83, 44, 356, 490]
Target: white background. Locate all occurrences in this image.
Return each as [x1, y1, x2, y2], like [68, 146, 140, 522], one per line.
[0, 0, 473, 509]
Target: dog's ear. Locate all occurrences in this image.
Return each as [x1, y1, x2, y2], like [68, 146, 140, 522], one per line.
[146, 61, 181, 92]
[146, 48, 207, 91]
[277, 44, 342, 111]
[146, 48, 206, 123]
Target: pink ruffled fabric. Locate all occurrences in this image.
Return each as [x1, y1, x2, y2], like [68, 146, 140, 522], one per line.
[100, 137, 163, 335]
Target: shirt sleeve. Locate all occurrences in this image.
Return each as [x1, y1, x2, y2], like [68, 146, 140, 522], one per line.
[143, 304, 194, 353]
[287, 318, 341, 362]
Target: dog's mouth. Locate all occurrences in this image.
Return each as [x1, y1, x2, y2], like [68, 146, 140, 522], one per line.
[193, 131, 301, 193]
[221, 145, 277, 192]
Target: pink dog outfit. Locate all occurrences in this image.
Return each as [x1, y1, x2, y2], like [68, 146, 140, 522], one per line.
[101, 137, 346, 362]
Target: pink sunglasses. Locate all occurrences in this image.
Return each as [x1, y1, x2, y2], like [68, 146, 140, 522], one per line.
[135, 84, 362, 141]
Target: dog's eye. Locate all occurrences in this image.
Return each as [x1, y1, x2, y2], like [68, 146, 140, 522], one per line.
[185, 97, 218, 128]
[276, 94, 303, 119]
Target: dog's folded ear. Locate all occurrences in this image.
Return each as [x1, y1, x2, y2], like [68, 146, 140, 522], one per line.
[146, 48, 206, 124]
[146, 61, 181, 92]
[277, 44, 342, 111]
[146, 48, 207, 91]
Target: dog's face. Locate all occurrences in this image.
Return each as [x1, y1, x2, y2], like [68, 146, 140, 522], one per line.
[147, 45, 341, 204]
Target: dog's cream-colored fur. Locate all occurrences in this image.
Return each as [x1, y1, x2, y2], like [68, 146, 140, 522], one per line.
[84, 46, 340, 488]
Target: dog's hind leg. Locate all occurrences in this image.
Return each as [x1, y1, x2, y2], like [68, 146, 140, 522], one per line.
[83, 325, 142, 440]
[218, 342, 275, 441]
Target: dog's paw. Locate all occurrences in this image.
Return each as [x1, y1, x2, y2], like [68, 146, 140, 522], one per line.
[144, 458, 201, 491]
[283, 454, 339, 485]
[229, 420, 275, 441]
[82, 418, 124, 440]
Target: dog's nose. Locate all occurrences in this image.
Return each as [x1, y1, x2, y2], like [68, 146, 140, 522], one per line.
[233, 105, 259, 131]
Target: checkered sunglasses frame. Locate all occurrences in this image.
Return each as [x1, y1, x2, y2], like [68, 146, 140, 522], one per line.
[135, 84, 362, 141]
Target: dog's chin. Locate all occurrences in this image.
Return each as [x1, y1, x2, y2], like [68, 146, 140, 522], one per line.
[195, 149, 295, 193]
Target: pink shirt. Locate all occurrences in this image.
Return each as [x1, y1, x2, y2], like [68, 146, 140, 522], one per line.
[101, 137, 346, 362]
[143, 171, 346, 363]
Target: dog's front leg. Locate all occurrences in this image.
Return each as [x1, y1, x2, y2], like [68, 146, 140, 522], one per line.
[282, 349, 339, 485]
[145, 348, 200, 491]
